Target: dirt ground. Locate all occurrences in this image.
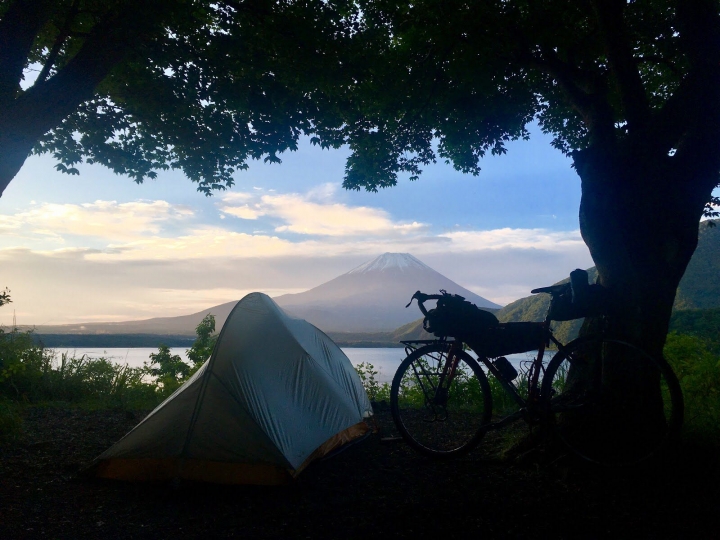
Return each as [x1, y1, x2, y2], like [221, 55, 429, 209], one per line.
[1, 406, 718, 539]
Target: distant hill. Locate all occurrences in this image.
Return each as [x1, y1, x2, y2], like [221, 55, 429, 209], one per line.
[27, 301, 238, 337]
[328, 317, 436, 347]
[495, 220, 720, 342]
[674, 221, 720, 309]
[33, 334, 196, 348]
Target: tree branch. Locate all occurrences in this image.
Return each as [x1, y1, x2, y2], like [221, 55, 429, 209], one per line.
[657, 1, 720, 173]
[531, 48, 615, 148]
[0, 0, 52, 103]
[0, 0, 172, 196]
[36, 0, 82, 84]
[592, 0, 649, 131]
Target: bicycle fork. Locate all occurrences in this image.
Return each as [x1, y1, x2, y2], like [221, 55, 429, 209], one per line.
[411, 341, 462, 419]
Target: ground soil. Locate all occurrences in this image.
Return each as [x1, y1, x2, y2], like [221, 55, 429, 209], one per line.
[1, 405, 718, 539]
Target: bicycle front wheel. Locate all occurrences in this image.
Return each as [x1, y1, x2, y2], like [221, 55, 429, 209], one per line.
[391, 342, 492, 457]
[542, 336, 684, 466]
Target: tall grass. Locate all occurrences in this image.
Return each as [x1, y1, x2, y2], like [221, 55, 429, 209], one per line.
[0, 327, 178, 413]
[0, 314, 219, 414]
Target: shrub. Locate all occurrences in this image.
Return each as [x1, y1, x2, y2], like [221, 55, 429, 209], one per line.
[0, 327, 160, 409]
[664, 332, 720, 445]
[0, 400, 22, 443]
[354, 362, 390, 402]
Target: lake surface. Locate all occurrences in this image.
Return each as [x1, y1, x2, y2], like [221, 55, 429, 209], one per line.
[49, 347, 545, 383]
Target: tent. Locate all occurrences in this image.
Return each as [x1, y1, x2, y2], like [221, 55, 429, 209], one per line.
[89, 292, 373, 485]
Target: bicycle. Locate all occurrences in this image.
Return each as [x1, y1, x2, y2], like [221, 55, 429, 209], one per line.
[390, 270, 684, 466]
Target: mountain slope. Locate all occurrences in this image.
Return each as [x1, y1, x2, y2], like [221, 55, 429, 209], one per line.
[496, 221, 720, 342]
[274, 253, 500, 332]
[674, 221, 720, 309]
[29, 301, 238, 336]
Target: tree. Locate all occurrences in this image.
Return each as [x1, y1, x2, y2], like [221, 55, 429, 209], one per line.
[3, 1, 718, 370]
[0, 0, 352, 195]
[302, 1, 719, 358]
[146, 343, 189, 394]
[186, 313, 217, 369]
[0, 288, 10, 307]
[292, 0, 720, 448]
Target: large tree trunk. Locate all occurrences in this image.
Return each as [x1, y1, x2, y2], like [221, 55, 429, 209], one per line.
[564, 142, 716, 460]
[575, 147, 708, 353]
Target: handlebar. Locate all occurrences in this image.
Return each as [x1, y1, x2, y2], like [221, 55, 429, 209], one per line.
[405, 290, 444, 316]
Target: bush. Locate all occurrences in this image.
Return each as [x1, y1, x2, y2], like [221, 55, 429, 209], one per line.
[354, 362, 390, 402]
[0, 327, 160, 409]
[0, 400, 22, 443]
[665, 332, 720, 445]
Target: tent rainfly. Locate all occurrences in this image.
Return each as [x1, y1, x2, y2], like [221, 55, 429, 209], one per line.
[88, 292, 373, 485]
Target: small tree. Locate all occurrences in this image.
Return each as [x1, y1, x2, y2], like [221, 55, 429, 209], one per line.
[146, 344, 189, 396]
[186, 314, 217, 370]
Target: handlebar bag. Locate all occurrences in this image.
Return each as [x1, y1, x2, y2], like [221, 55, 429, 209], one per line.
[548, 284, 609, 321]
[423, 295, 499, 339]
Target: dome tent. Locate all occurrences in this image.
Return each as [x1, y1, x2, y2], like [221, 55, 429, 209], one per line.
[89, 293, 373, 485]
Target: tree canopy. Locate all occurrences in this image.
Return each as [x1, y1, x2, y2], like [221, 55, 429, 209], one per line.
[2, 0, 719, 208]
[0, 0, 358, 195]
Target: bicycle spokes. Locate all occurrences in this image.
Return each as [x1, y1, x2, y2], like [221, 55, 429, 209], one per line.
[391, 343, 492, 455]
[543, 337, 683, 466]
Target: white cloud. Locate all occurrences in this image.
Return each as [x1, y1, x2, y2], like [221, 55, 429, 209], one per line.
[440, 228, 586, 251]
[0, 187, 595, 322]
[219, 188, 427, 237]
[4, 200, 194, 244]
[220, 204, 265, 220]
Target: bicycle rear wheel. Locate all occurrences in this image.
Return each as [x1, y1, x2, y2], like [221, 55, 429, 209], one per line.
[391, 342, 492, 457]
[542, 337, 684, 466]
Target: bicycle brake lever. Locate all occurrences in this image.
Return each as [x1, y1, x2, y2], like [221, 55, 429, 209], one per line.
[405, 291, 421, 308]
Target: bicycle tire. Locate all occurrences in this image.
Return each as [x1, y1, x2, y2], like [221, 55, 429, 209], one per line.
[390, 342, 492, 457]
[542, 336, 684, 466]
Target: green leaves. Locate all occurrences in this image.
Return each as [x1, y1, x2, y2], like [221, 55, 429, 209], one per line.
[4, 0, 718, 204]
[146, 344, 190, 381]
[186, 313, 217, 367]
[0, 288, 10, 307]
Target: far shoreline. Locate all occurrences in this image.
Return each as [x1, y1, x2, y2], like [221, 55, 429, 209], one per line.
[33, 333, 406, 349]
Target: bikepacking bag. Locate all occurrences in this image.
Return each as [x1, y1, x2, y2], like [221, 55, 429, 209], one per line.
[465, 323, 546, 358]
[548, 269, 609, 321]
[423, 294, 499, 339]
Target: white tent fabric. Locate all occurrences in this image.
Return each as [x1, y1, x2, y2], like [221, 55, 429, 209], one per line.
[90, 292, 373, 484]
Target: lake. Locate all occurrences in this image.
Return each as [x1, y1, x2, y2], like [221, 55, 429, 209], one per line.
[48, 347, 545, 383]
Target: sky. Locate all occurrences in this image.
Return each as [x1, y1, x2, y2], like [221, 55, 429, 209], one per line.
[0, 124, 596, 326]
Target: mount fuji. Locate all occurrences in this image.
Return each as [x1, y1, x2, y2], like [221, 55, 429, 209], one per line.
[31, 253, 500, 337]
[274, 253, 501, 332]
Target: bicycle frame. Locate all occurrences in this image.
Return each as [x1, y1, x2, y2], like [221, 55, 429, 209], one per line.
[400, 306, 567, 430]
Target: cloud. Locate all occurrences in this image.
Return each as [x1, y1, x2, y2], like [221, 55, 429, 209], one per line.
[0, 186, 595, 322]
[219, 188, 427, 237]
[3, 200, 194, 244]
[440, 228, 586, 251]
[219, 204, 265, 220]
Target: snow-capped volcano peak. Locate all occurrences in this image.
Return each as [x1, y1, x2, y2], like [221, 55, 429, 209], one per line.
[346, 253, 432, 275]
